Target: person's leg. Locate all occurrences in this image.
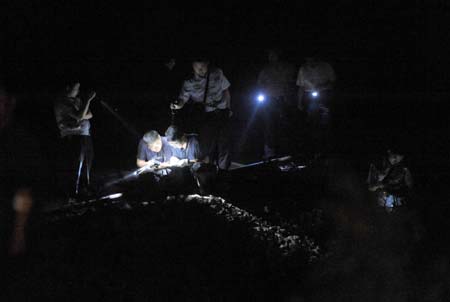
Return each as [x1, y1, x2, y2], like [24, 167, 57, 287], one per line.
[61, 136, 82, 198]
[191, 162, 218, 195]
[217, 111, 231, 170]
[199, 112, 218, 165]
[82, 135, 94, 187]
[262, 98, 277, 159]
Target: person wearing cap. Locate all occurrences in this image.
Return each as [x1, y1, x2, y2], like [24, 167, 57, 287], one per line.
[170, 57, 232, 171]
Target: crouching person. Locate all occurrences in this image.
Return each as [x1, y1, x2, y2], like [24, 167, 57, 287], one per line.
[367, 148, 413, 212]
[165, 125, 217, 194]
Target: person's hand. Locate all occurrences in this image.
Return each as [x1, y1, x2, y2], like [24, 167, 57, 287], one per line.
[82, 112, 93, 120]
[169, 156, 184, 167]
[170, 101, 184, 110]
[146, 159, 157, 167]
[179, 159, 189, 167]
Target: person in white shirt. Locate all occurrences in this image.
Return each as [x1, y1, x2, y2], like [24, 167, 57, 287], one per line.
[170, 57, 232, 171]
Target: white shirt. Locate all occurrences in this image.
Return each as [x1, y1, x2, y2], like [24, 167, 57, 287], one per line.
[178, 68, 231, 112]
[296, 61, 336, 91]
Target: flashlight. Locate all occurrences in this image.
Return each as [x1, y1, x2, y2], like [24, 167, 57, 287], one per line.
[311, 91, 319, 98]
[257, 94, 265, 103]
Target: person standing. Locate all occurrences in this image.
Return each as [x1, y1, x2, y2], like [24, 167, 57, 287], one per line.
[257, 49, 296, 158]
[170, 57, 232, 171]
[54, 82, 95, 199]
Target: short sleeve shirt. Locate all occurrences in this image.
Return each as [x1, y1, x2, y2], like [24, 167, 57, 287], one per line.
[54, 96, 90, 137]
[169, 135, 201, 161]
[178, 68, 231, 112]
[137, 137, 172, 163]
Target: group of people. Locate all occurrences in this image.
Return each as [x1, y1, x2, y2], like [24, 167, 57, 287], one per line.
[54, 56, 233, 199]
[54, 51, 413, 213]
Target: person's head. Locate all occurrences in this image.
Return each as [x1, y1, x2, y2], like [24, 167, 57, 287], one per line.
[387, 149, 404, 165]
[192, 57, 209, 78]
[267, 49, 281, 63]
[165, 125, 186, 149]
[143, 130, 162, 152]
[66, 82, 80, 98]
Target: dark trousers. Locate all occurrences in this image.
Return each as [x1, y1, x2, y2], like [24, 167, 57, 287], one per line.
[261, 97, 282, 158]
[200, 110, 231, 170]
[261, 96, 297, 158]
[61, 135, 94, 197]
[302, 91, 333, 153]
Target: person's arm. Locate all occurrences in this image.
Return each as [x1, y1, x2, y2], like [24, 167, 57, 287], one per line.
[136, 140, 156, 168]
[137, 158, 153, 168]
[367, 163, 384, 191]
[171, 81, 190, 110]
[83, 111, 93, 120]
[222, 89, 231, 109]
[79, 92, 96, 120]
[220, 70, 232, 110]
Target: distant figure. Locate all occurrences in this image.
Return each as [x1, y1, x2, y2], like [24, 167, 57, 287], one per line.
[296, 56, 336, 153]
[170, 56, 232, 171]
[257, 49, 296, 159]
[367, 149, 413, 212]
[54, 82, 96, 199]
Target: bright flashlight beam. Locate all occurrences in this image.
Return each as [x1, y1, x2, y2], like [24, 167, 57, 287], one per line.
[257, 94, 265, 102]
[100, 193, 123, 200]
[311, 91, 319, 98]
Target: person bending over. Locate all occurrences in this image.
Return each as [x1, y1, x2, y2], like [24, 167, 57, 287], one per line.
[136, 130, 173, 168]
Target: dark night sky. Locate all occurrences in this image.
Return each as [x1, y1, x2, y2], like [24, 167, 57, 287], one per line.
[1, 1, 450, 92]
